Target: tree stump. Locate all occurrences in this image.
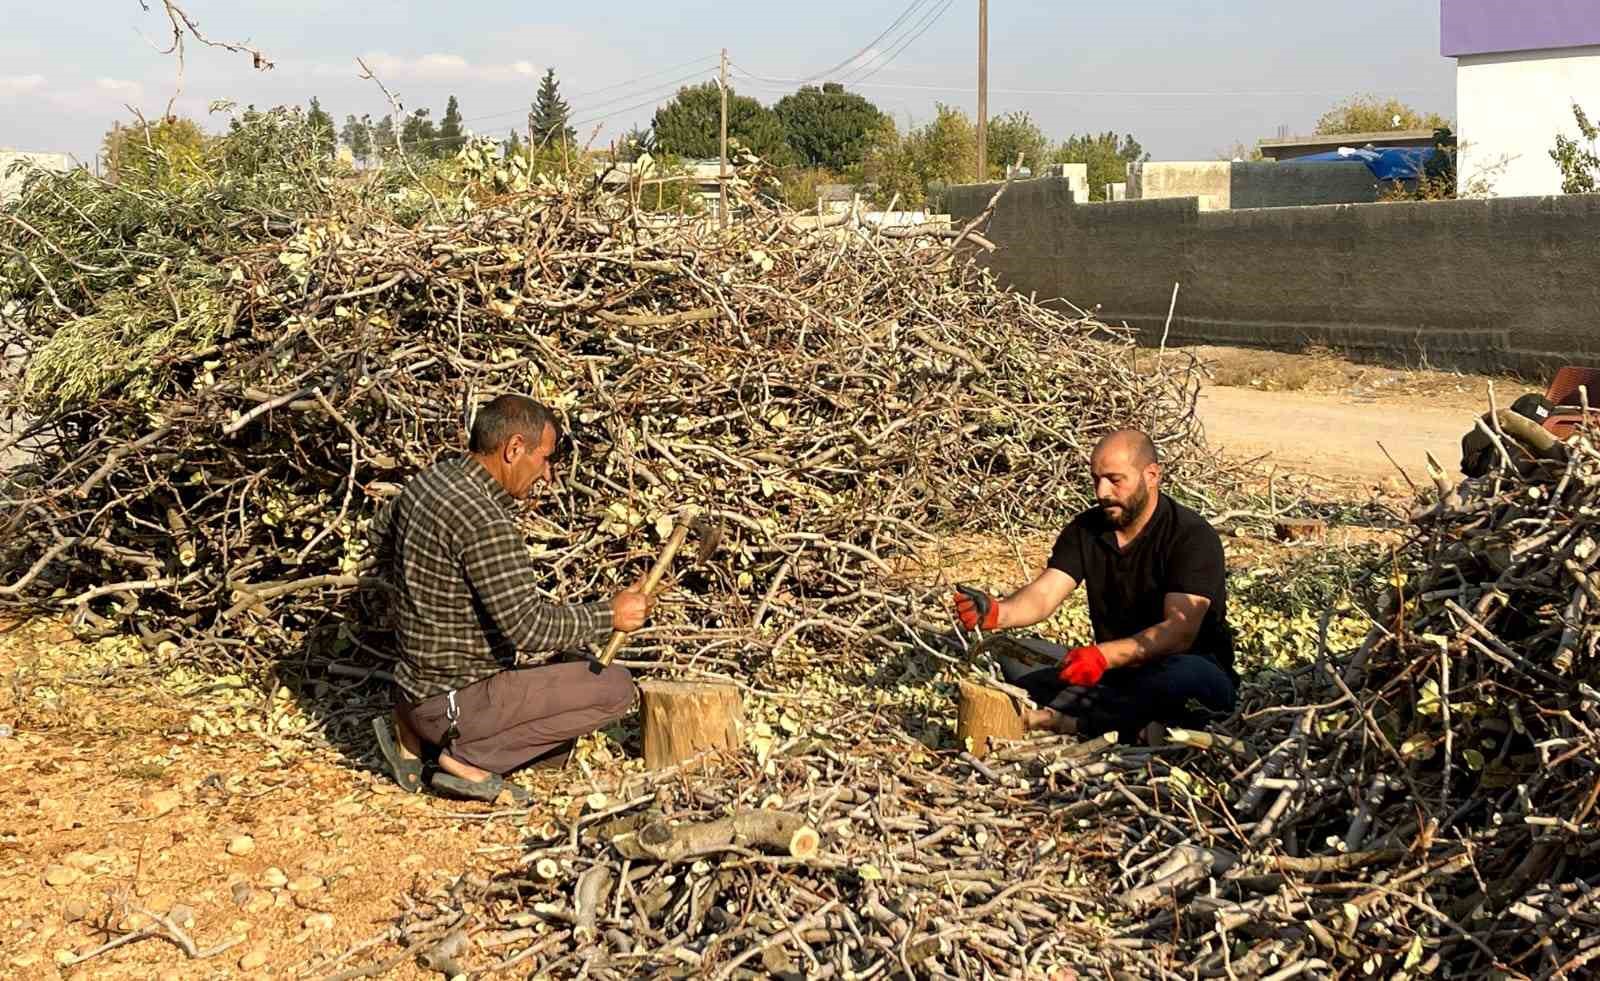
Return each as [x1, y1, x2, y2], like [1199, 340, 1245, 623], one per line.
[639, 680, 745, 770]
[957, 679, 1027, 758]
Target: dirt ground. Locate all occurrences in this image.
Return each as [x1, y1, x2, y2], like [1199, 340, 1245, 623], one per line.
[0, 344, 1528, 978]
[1185, 345, 1538, 495]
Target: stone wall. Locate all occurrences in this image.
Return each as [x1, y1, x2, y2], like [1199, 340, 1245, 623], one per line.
[949, 176, 1600, 375]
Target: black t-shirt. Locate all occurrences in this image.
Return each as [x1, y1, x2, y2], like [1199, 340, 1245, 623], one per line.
[1047, 493, 1234, 679]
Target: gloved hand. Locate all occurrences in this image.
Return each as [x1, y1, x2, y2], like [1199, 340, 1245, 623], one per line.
[1057, 645, 1108, 687]
[953, 585, 1000, 632]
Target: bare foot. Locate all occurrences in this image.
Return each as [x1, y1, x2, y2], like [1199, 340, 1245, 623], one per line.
[392, 712, 424, 761]
[437, 752, 494, 783]
[1022, 708, 1078, 734]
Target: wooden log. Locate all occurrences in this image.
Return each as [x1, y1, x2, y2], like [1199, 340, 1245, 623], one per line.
[639, 679, 745, 770]
[610, 809, 820, 863]
[956, 679, 1026, 759]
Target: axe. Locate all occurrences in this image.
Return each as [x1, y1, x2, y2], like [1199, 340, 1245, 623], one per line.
[597, 509, 725, 666]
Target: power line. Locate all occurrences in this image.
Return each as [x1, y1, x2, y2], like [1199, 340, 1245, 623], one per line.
[793, 0, 936, 85]
[841, 0, 958, 85]
[728, 70, 1445, 100]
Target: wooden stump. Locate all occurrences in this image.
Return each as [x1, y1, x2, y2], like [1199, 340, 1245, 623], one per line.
[1274, 518, 1326, 542]
[639, 680, 745, 770]
[957, 679, 1027, 758]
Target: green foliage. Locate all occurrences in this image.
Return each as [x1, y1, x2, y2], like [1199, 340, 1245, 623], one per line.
[371, 114, 398, 157]
[400, 109, 438, 157]
[23, 276, 230, 411]
[653, 82, 793, 166]
[532, 68, 575, 148]
[859, 105, 976, 208]
[1227, 545, 1384, 676]
[1314, 94, 1450, 135]
[616, 125, 655, 162]
[985, 110, 1050, 178]
[3, 104, 339, 352]
[504, 128, 523, 158]
[341, 114, 372, 164]
[438, 95, 467, 156]
[100, 117, 209, 189]
[1052, 132, 1147, 201]
[773, 82, 887, 172]
[306, 98, 336, 157]
[627, 152, 706, 215]
[777, 166, 845, 212]
[1551, 103, 1600, 194]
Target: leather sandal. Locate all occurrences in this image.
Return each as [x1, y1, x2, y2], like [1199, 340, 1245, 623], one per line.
[429, 770, 532, 805]
[371, 715, 423, 794]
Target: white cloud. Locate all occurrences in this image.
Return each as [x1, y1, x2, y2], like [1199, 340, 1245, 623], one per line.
[327, 51, 539, 84]
[0, 74, 46, 98]
[45, 77, 146, 113]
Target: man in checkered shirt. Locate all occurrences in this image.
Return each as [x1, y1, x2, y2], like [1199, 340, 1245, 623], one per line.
[369, 395, 652, 802]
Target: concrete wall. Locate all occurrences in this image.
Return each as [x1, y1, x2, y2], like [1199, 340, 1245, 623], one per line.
[1456, 44, 1600, 197]
[0, 150, 72, 200]
[948, 177, 1600, 375]
[1129, 160, 1383, 210]
[1129, 162, 1231, 209]
[1227, 161, 1383, 209]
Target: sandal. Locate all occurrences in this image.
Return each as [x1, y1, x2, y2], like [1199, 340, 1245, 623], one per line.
[371, 715, 423, 794]
[429, 770, 532, 806]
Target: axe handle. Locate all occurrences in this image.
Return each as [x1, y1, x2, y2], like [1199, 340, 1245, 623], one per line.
[597, 518, 693, 666]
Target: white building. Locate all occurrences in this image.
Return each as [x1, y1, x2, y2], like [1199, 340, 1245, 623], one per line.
[1444, 0, 1600, 196]
[0, 149, 73, 201]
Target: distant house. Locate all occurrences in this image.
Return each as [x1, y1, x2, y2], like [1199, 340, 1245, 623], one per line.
[598, 157, 730, 215]
[0, 149, 73, 201]
[1443, 0, 1600, 196]
[1256, 129, 1438, 161]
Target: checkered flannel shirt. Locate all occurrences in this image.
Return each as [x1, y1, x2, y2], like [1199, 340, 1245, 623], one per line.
[371, 456, 613, 701]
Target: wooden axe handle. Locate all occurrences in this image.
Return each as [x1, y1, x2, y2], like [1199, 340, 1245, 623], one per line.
[598, 518, 693, 666]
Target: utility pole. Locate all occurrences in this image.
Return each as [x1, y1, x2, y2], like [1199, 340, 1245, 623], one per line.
[976, 0, 988, 182]
[719, 47, 730, 230]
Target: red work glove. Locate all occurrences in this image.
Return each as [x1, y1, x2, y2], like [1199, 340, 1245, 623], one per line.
[1058, 645, 1108, 687]
[952, 586, 1000, 631]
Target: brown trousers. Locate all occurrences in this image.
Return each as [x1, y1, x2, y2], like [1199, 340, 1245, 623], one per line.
[396, 660, 636, 775]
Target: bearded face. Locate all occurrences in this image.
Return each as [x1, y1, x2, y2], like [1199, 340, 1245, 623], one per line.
[1099, 477, 1150, 529]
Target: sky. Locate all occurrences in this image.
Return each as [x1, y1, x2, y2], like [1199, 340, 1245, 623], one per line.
[0, 0, 1457, 168]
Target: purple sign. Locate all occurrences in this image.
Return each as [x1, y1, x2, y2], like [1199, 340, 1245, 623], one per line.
[1442, 0, 1600, 57]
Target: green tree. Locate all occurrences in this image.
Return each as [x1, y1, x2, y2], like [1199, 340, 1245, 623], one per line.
[531, 68, 575, 148]
[616, 124, 655, 162]
[438, 95, 467, 156]
[772, 82, 887, 172]
[1314, 94, 1450, 135]
[306, 97, 336, 156]
[984, 110, 1050, 178]
[371, 114, 398, 157]
[1053, 132, 1148, 201]
[504, 128, 523, 158]
[1552, 103, 1600, 194]
[400, 108, 438, 157]
[858, 105, 977, 208]
[340, 114, 372, 164]
[652, 82, 793, 165]
[100, 116, 209, 187]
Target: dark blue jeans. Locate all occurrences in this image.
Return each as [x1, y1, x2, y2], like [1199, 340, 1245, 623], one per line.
[997, 637, 1237, 738]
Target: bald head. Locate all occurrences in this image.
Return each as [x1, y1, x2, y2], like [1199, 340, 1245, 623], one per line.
[1090, 430, 1161, 530]
[1093, 430, 1158, 470]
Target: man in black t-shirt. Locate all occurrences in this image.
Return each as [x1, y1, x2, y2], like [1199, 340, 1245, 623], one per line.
[952, 430, 1237, 742]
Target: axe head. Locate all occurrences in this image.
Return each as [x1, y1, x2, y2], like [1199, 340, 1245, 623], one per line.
[691, 515, 726, 565]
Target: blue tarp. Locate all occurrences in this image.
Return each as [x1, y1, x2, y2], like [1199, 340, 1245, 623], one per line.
[1292, 146, 1434, 181]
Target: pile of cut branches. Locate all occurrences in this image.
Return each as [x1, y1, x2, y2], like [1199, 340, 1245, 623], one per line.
[1, 128, 1230, 681]
[327, 413, 1598, 980]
